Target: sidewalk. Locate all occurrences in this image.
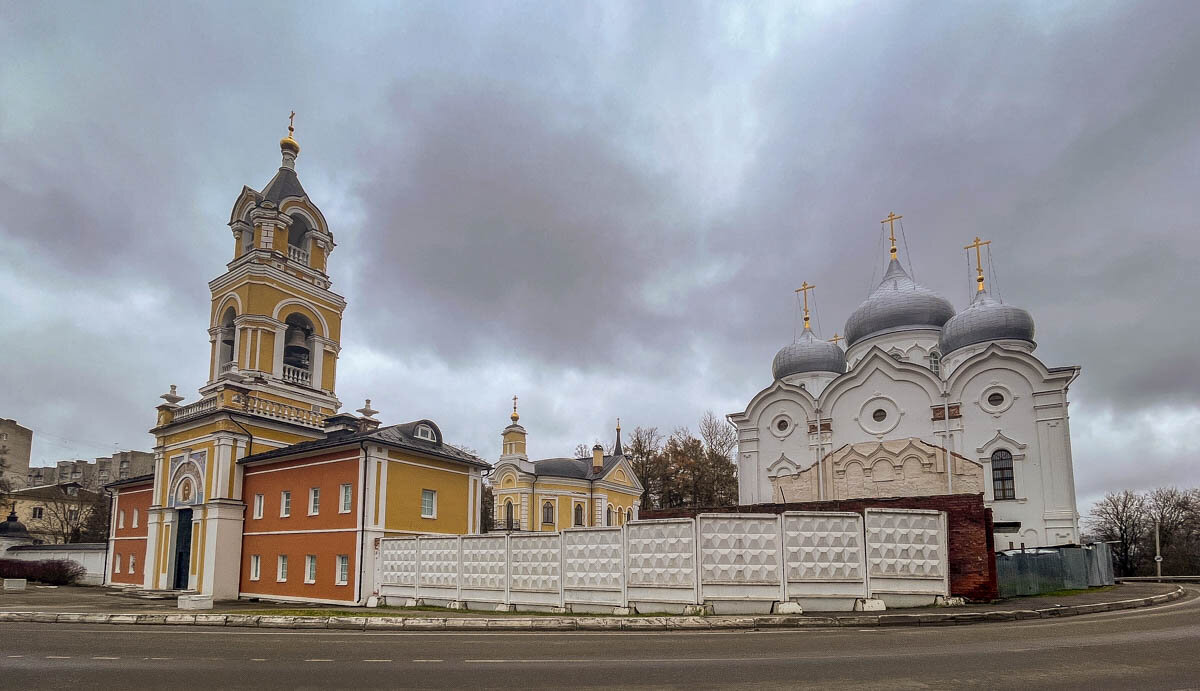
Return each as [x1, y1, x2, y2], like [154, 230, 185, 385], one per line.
[0, 582, 1187, 631]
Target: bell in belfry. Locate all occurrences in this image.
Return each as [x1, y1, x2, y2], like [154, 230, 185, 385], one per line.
[283, 326, 311, 368]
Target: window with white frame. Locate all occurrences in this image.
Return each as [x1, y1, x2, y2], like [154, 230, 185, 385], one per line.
[340, 483, 352, 513]
[250, 554, 261, 581]
[32, 506, 43, 520]
[129, 554, 136, 573]
[118, 510, 126, 529]
[132, 508, 139, 528]
[335, 555, 349, 585]
[573, 503, 584, 527]
[280, 490, 291, 517]
[421, 489, 437, 518]
[415, 424, 435, 441]
[542, 501, 554, 525]
[253, 494, 264, 519]
[277, 555, 288, 582]
[305, 555, 317, 584]
[114, 554, 122, 574]
[309, 487, 320, 515]
[992, 449, 1016, 500]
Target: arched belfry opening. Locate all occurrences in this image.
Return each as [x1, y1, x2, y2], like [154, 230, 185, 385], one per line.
[218, 307, 237, 373]
[282, 313, 315, 385]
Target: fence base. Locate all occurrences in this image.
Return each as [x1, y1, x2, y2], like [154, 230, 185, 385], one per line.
[854, 598, 886, 612]
[773, 601, 804, 615]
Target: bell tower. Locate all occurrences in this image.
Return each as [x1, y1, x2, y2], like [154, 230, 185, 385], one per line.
[144, 118, 347, 599]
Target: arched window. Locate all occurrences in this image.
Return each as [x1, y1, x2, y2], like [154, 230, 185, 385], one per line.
[282, 313, 315, 385]
[573, 504, 584, 527]
[991, 450, 1015, 500]
[606, 505, 614, 527]
[415, 424, 435, 441]
[504, 500, 515, 530]
[542, 501, 554, 526]
[217, 307, 237, 374]
[627, 508, 633, 523]
[928, 350, 941, 376]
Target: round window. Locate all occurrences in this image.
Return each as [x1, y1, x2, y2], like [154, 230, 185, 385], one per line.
[987, 393, 1005, 407]
[776, 419, 789, 432]
[872, 409, 887, 423]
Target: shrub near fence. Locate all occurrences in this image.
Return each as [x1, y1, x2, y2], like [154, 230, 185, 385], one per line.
[0, 559, 86, 586]
[375, 510, 950, 614]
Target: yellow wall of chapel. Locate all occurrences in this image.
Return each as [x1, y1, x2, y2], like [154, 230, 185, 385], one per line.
[383, 453, 471, 535]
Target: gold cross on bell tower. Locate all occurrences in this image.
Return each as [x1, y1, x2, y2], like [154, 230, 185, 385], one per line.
[511, 394, 519, 423]
[881, 212, 902, 259]
[288, 110, 296, 135]
[795, 281, 815, 330]
[965, 235, 991, 292]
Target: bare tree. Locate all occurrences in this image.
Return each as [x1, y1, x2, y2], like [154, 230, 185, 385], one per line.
[1087, 490, 1149, 576]
[627, 426, 665, 509]
[32, 485, 100, 544]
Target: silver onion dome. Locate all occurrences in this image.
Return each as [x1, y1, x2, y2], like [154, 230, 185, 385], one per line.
[772, 327, 847, 380]
[939, 288, 1035, 355]
[844, 259, 956, 347]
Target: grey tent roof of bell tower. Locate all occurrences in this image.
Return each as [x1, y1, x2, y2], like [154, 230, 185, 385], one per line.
[843, 258, 956, 347]
[261, 166, 308, 204]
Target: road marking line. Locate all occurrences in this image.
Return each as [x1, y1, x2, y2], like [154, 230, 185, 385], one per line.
[363, 659, 392, 662]
[150, 657, 173, 660]
[7, 655, 23, 658]
[305, 658, 334, 662]
[413, 659, 443, 662]
[46, 656, 71, 659]
[251, 658, 267, 661]
[92, 656, 120, 660]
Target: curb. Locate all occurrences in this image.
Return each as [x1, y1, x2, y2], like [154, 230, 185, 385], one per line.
[0, 586, 1184, 632]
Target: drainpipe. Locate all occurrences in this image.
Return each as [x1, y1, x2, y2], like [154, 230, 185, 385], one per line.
[357, 441, 368, 605]
[942, 391, 953, 494]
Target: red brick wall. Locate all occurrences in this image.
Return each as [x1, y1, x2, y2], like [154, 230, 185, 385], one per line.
[641, 493, 998, 601]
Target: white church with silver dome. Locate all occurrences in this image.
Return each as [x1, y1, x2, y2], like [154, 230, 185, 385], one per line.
[731, 220, 1081, 548]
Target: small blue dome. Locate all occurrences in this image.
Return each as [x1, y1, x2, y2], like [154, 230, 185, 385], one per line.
[772, 327, 847, 379]
[939, 289, 1035, 355]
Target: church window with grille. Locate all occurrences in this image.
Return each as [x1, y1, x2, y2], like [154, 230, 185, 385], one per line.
[992, 449, 1015, 500]
[606, 505, 614, 526]
[505, 500, 515, 530]
[573, 503, 584, 527]
[928, 350, 941, 375]
[542, 501, 554, 525]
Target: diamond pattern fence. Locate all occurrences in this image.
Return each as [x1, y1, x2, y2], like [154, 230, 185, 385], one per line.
[374, 509, 947, 612]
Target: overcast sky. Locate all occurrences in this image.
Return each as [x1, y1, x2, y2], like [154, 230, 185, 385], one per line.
[2, 1, 1197, 510]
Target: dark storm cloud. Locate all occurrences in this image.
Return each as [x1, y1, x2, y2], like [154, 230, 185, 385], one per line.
[1, 1, 1197, 506]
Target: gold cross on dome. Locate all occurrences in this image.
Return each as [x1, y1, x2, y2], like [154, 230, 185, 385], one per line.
[965, 236, 991, 292]
[795, 282, 815, 329]
[881, 212, 903, 258]
[829, 333, 843, 345]
[288, 110, 296, 135]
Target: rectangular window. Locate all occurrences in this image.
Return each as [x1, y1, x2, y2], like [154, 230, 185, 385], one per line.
[253, 494, 264, 519]
[250, 554, 261, 581]
[309, 488, 320, 515]
[118, 510, 126, 529]
[335, 555, 349, 585]
[340, 483, 352, 513]
[32, 507, 43, 519]
[421, 489, 437, 519]
[305, 555, 317, 584]
[133, 509, 139, 528]
[68, 508, 79, 521]
[114, 554, 122, 574]
[280, 491, 291, 517]
[277, 555, 288, 582]
[129, 554, 136, 573]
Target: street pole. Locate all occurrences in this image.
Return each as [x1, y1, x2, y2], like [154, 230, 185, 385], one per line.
[1155, 519, 1162, 582]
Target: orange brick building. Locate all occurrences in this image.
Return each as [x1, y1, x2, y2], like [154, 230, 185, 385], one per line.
[106, 475, 153, 585]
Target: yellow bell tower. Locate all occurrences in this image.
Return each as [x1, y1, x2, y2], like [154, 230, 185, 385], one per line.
[144, 117, 347, 598]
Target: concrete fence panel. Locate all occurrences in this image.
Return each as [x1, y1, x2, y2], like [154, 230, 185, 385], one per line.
[865, 508, 948, 606]
[781, 512, 867, 610]
[626, 518, 698, 612]
[698, 514, 782, 614]
[459, 534, 508, 604]
[562, 528, 624, 609]
[508, 533, 561, 607]
[415, 536, 460, 602]
[378, 537, 418, 599]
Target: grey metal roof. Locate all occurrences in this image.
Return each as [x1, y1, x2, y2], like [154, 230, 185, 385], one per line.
[532, 454, 623, 480]
[844, 259, 956, 347]
[238, 419, 490, 469]
[261, 166, 308, 204]
[0, 510, 30, 538]
[939, 288, 1035, 355]
[772, 326, 846, 379]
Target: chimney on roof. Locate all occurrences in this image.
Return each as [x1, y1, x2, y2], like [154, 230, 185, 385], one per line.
[592, 444, 604, 474]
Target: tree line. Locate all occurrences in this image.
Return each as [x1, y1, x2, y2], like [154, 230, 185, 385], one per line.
[621, 411, 739, 510]
[1085, 486, 1200, 577]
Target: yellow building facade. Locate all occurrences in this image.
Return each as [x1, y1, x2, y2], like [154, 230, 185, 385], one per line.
[491, 403, 643, 531]
[126, 124, 487, 602]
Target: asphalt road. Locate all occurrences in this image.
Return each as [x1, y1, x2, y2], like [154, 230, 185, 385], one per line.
[2, 590, 1198, 689]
